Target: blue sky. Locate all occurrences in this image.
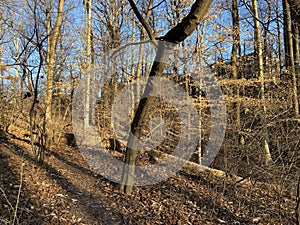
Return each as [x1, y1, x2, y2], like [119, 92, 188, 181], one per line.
[0, 0, 285, 92]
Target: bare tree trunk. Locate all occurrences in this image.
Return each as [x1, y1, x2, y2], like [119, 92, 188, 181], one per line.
[252, 0, 272, 166]
[84, 0, 93, 129]
[284, 0, 299, 116]
[276, 0, 283, 72]
[13, 14, 21, 101]
[135, 0, 155, 155]
[131, 19, 136, 80]
[288, 0, 300, 23]
[291, 5, 300, 115]
[296, 175, 300, 225]
[195, 24, 205, 164]
[121, 0, 213, 194]
[231, 0, 241, 134]
[135, 0, 153, 80]
[45, 0, 65, 143]
[283, 0, 292, 68]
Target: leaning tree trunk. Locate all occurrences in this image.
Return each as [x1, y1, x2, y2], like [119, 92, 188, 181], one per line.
[120, 0, 213, 195]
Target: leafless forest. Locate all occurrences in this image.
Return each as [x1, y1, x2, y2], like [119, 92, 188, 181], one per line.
[0, 0, 300, 224]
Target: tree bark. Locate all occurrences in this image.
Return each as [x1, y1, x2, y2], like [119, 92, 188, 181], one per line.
[283, 0, 292, 68]
[84, 0, 93, 129]
[135, 0, 154, 80]
[231, 0, 241, 131]
[276, 0, 283, 72]
[291, 2, 300, 115]
[252, 0, 272, 165]
[121, 0, 213, 194]
[288, 0, 300, 23]
[45, 0, 65, 142]
[284, 0, 299, 116]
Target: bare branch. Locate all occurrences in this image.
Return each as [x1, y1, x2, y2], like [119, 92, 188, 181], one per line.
[128, 0, 158, 46]
[109, 40, 155, 60]
[149, 0, 166, 11]
[163, 0, 213, 44]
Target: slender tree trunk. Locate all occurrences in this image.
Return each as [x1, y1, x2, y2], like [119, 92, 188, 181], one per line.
[45, 0, 65, 143]
[283, 0, 292, 68]
[284, 0, 299, 116]
[252, 0, 272, 165]
[84, 0, 93, 129]
[288, 0, 300, 23]
[195, 24, 205, 164]
[291, 5, 300, 115]
[135, 0, 153, 80]
[231, 0, 241, 132]
[293, 25, 300, 115]
[131, 19, 136, 80]
[13, 18, 20, 101]
[276, 0, 283, 72]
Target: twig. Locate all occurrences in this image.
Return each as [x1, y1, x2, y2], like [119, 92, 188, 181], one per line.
[296, 175, 300, 225]
[149, 0, 166, 11]
[12, 163, 25, 225]
[230, 172, 253, 187]
[0, 188, 14, 216]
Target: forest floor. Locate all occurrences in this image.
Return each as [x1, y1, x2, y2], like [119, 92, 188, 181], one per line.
[0, 127, 297, 225]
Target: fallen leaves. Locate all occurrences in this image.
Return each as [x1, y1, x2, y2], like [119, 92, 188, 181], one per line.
[0, 138, 297, 224]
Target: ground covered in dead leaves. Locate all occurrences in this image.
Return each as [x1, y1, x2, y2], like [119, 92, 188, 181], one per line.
[0, 129, 297, 224]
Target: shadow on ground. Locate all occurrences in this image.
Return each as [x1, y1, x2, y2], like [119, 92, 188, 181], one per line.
[0, 134, 124, 224]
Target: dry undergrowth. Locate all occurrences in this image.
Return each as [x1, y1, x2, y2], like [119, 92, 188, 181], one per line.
[0, 126, 298, 224]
